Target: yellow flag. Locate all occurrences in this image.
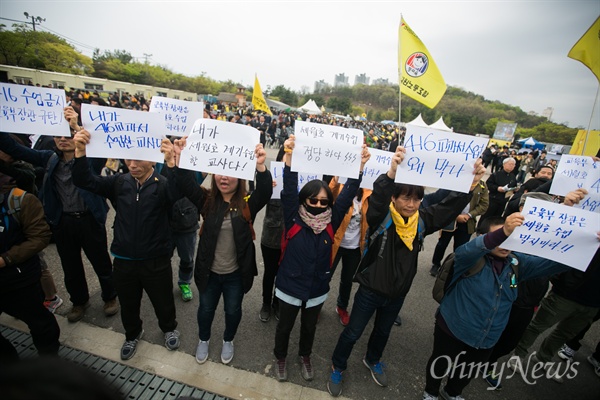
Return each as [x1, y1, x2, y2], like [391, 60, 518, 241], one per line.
[252, 75, 273, 115]
[570, 129, 600, 156]
[568, 16, 600, 82]
[399, 17, 446, 108]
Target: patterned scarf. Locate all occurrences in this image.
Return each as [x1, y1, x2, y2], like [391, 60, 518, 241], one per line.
[298, 204, 332, 234]
[389, 202, 419, 251]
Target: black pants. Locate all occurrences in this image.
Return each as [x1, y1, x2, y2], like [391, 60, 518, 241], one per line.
[0, 281, 60, 362]
[566, 309, 600, 354]
[425, 323, 493, 397]
[260, 244, 280, 307]
[113, 256, 177, 341]
[331, 247, 361, 309]
[488, 305, 535, 364]
[274, 299, 323, 359]
[431, 224, 472, 267]
[53, 213, 116, 306]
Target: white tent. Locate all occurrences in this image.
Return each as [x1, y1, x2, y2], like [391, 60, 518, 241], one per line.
[430, 117, 452, 132]
[297, 99, 322, 115]
[407, 113, 428, 127]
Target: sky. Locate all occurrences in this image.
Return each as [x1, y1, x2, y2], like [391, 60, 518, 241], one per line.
[1, 0, 599, 129]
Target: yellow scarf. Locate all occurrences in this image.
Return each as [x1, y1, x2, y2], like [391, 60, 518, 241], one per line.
[389, 202, 419, 251]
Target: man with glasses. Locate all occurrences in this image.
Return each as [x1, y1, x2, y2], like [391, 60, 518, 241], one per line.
[0, 107, 118, 323]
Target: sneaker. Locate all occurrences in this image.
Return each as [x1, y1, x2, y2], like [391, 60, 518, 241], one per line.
[221, 340, 234, 364]
[179, 284, 193, 302]
[440, 387, 464, 400]
[121, 330, 144, 360]
[195, 340, 209, 364]
[558, 344, 576, 361]
[587, 355, 600, 377]
[299, 356, 314, 381]
[363, 358, 388, 387]
[483, 372, 503, 390]
[394, 314, 402, 326]
[103, 298, 119, 316]
[276, 358, 288, 382]
[423, 392, 439, 400]
[327, 366, 343, 397]
[430, 264, 440, 277]
[67, 301, 90, 322]
[336, 306, 349, 326]
[164, 330, 180, 351]
[43, 295, 63, 314]
[507, 354, 523, 373]
[259, 304, 271, 322]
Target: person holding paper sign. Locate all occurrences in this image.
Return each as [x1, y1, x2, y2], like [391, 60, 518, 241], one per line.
[328, 146, 486, 397]
[71, 129, 181, 361]
[274, 135, 370, 383]
[168, 137, 272, 366]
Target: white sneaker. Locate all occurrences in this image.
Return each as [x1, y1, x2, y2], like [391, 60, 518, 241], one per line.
[195, 339, 209, 364]
[558, 344, 576, 361]
[423, 392, 439, 400]
[588, 355, 600, 377]
[221, 340, 234, 364]
[440, 387, 464, 400]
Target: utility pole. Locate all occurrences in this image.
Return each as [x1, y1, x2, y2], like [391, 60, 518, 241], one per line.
[23, 12, 45, 31]
[143, 53, 153, 64]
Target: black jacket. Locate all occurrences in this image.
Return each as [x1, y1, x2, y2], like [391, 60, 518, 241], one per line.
[175, 168, 272, 294]
[551, 250, 600, 308]
[72, 157, 177, 259]
[486, 169, 517, 201]
[354, 174, 472, 299]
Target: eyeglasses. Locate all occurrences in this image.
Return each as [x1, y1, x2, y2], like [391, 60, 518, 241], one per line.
[307, 197, 329, 206]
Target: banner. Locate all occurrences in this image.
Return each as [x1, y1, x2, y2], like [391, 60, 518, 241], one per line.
[550, 155, 599, 212]
[358, 148, 393, 190]
[252, 75, 273, 115]
[568, 16, 600, 82]
[398, 17, 447, 109]
[397, 125, 489, 192]
[501, 198, 599, 271]
[149, 97, 204, 136]
[492, 122, 518, 142]
[80, 104, 165, 163]
[291, 120, 363, 178]
[179, 118, 260, 181]
[0, 83, 70, 137]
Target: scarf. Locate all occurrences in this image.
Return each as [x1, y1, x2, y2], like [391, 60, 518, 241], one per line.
[298, 204, 332, 234]
[389, 202, 419, 251]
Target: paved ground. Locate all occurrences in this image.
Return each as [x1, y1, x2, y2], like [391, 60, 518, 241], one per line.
[9, 146, 599, 400]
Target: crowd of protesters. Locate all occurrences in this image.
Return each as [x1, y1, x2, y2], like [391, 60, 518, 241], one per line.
[1, 82, 599, 400]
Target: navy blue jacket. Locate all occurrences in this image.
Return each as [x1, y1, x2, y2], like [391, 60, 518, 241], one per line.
[276, 166, 360, 302]
[0, 134, 108, 227]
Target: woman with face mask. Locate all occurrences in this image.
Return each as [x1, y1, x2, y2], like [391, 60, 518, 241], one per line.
[273, 135, 370, 382]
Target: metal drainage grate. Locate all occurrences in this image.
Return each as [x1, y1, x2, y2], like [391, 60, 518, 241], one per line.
[1, 325, 230, 400]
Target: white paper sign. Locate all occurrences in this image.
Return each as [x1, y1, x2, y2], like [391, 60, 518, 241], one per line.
[398, 125, 489, 192]
[360, 148, 393, 190]
[0, 83, 70, 137]
[270, 161, 323, 199]
[550, 155, 599, 213]
[179, 119, 259, 181]
[501, 198, 599, 271]
[149, 97, 204, 136]
[292, 120, 363, 178]
[80, 104, 166, 163]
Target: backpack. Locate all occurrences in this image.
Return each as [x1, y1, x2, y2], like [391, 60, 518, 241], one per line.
[1, 188, 27, 226]
[279, 222, 334, 267]
[432, 252, 519, 304]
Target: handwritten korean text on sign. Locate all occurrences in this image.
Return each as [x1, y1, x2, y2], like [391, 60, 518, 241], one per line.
[397, 125, 489, 193]
[270, 161, 322, 199]
[0, 83, 70, 137]
[179, 119, 259, 181]
[501, 198, 599, 271]
[359, 148, 393, 190]
[149, 97, 204, 136]
[550, 155, 599, 213]
[292, 121, 363, 178]
[81, 104, 166, 163]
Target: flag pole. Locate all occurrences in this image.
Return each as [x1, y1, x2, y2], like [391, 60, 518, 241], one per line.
[398, 17, 402, 135]
[583, 83, 599, 155]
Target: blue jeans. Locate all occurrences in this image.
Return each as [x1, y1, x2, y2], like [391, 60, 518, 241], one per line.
[197, 270, 244, 342]
[171, 230, 197, 285]
[331, 285, 405, 371]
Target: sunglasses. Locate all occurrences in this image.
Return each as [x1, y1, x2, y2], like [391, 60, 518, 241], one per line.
[307, 197, 329, 206]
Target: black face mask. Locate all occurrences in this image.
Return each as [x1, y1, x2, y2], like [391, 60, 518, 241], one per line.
[305, 204, 328, 215]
